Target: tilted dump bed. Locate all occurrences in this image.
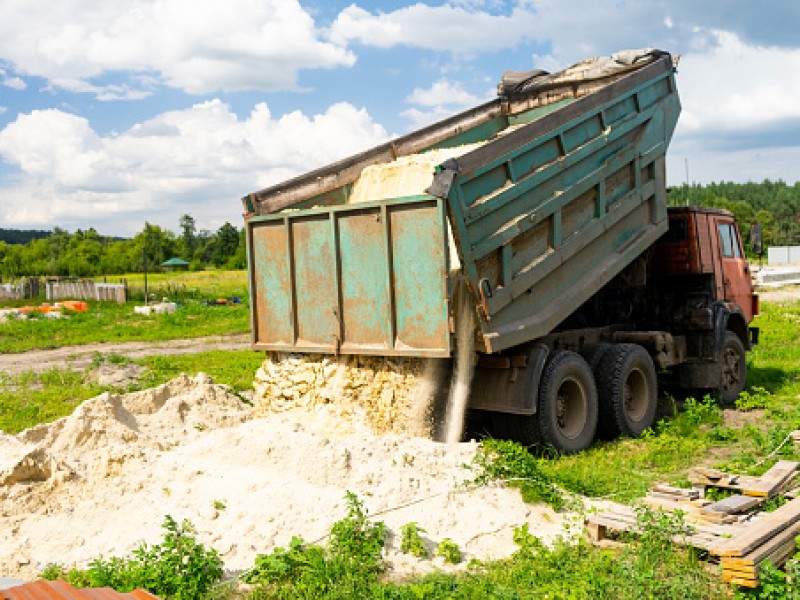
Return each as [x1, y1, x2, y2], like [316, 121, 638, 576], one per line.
[243, 50, 680, 356]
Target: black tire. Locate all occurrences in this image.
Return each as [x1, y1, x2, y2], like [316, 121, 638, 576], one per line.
[719, 331, 747, 405]
[536, 351, 598, 454]
[491, 411, 540, 447]
[596, 344, 657, 438]
[581, 343, 612, 372]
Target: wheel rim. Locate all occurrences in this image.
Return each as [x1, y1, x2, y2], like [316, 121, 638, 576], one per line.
[722, 346, 741, 391]
[623, 367, 648, 422]
[555, 377, 588, 439]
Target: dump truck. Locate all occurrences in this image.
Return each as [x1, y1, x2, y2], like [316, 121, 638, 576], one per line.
[241, 49, 759, 453]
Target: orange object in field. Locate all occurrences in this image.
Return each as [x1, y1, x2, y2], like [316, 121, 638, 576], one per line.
[62, 300, 89, 312]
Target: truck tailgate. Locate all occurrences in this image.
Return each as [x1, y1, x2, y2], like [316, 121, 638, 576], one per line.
[247, 196, 451, 357]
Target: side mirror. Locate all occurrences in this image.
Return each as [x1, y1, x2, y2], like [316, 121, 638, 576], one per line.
[750, 222, 762, 255]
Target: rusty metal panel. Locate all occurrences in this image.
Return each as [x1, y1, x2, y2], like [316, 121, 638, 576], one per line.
[390, 201, 449, 351]
[249, 220, 293, 346]
[338, 208, 392, 350]
[292, 215, 338, 348]
[247, 197, 450, 357]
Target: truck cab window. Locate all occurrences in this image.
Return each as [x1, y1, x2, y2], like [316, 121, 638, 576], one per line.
[717, 222, 743, 258]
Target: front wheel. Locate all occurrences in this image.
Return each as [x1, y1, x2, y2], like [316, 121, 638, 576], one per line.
[536, 351, 598, 454]
[719, 331, 747, 405]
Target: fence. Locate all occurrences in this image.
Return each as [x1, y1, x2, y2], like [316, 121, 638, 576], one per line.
[45, 279, 127, 303]
[0, 277, 41, 300]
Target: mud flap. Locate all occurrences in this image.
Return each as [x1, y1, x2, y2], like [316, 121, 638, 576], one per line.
[469, 343, 549, 415]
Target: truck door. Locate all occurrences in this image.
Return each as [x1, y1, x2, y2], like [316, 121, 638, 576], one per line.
[714, 216, 756, 322]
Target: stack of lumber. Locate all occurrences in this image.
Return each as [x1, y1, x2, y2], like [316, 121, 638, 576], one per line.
[712, 496, 800, 587]
[586, 460, 800, 588]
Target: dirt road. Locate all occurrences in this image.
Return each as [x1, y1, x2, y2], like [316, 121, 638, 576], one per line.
[0, 333, 251, 375]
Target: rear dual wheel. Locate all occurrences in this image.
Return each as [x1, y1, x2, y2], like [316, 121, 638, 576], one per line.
[493, 344, 657, 453]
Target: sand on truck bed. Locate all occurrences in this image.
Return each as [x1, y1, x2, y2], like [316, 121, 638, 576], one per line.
[0, 373, 576, 581]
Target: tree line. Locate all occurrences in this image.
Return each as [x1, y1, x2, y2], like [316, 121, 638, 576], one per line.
[0, 215, 245, 278]
[0, 228, 51, 245]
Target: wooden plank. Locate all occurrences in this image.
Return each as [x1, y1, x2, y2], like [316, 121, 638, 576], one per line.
[699, 495, 762, 518]
[652, 484, 700, 499]
[712, 496, 800, 557]
[722, 571, 758, 587]
[720, 519, 800, 567]
[586, 521, 606, 541]
[743, 461, 799, 497]
[761, 460, 800, 497]
[691, 467, 730, 482]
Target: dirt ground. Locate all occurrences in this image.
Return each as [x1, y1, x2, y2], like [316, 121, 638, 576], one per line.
[757, 286, 800, 304]
[0, 333, 250, 376]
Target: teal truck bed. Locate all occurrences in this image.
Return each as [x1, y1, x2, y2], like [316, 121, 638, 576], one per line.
[243, 50, 680, 357]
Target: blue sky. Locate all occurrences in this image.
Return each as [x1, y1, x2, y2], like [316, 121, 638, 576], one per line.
[1, 0, 799, 236]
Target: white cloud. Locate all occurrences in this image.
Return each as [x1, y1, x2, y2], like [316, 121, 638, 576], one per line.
[667, 144, 800, 188]
[0, 101, 389, 234]
[406, 80, 481, 106]
[400, 106, 460, 130]
[2, 75, 25, 91]
[0, 67, 26, 90]
[675, 30, 800, 134]
[329, 3, 538, 52]
[0, 0, 354, 96]
[0, 107, 6, 115]
[402, 78, 488, 128]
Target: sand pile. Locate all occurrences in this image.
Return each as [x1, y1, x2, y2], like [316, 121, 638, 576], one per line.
[0, 374, 577, 581]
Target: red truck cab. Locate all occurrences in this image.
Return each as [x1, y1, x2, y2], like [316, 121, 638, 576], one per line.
[651, 206, 759, 402]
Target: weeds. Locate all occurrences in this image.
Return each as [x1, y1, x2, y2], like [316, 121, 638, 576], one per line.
[400, 522, 428, 558]
[736, 386, 772, 411]
[244, 492, 385, 598]
[436, 538, 461, 564]
[41, 516, 223, 599]
[471, 438, 566, 509]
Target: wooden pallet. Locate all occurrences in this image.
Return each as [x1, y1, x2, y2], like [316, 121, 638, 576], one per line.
[586, 505, 741, 552]
[689, 461, 798, 499]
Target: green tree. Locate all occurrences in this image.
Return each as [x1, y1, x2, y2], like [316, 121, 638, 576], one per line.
[212, 222, 239, 266]
[179, 214, 196, 261]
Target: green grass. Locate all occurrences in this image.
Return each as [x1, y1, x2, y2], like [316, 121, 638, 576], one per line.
[0, 300, 250, 353]
[0, 368, 107, 434]
[120, 269, 248, 302]
[136, 349, 265, 393]
[0, 349, 264, 434]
